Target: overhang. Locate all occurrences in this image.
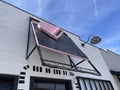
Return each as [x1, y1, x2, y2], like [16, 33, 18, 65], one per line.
[30, 19, 88, 59]
[110, 70, 120, 75]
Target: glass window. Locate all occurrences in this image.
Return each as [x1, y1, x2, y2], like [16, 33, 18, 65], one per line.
[34, 83, 66, 90]
[95, 80, 101, 90]
[77, 77, 114, 90]
[90, 80, 97, 90]
[79, 78, 87, 90]
[34, 83, 55, 90]
[56, 84, 65, 90]
[107, 81, 113, 90]
[99, 81, 105, 90]
[0, 79, 15, 90]
[103, 82, 109, 90]
[0, 82, 12, 90]
[31, 78, 72, 90]
[85, 79, 92, 90]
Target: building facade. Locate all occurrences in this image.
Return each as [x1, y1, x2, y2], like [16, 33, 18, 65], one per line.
[0, 1, 119, 90]
[100, 49, 120, 89]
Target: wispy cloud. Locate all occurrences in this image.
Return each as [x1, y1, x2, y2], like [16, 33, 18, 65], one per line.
[99, 34, 120, 46]
[3, 0, 120, 54]
[34, 0, 50, 17]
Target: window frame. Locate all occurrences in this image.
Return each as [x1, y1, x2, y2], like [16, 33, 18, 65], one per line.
[77, 76, 114, 90]
[30, 76, 73, 90]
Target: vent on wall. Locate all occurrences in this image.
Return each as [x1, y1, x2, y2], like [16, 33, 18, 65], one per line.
[33, 66, 42, 72]
[46, 68, 51, 73]
[63, 71, 67, 75]
[32, 66, 69, 76]
[19, 72, 26, 84]
[23, 65, 29, 70]
[69, 72, 74, 76]
[53, 69, 61, 75]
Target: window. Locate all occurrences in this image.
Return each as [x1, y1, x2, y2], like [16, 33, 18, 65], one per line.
[34, 83, 65, 90]
[30, 77, 72, 90]
[0, 74, 18, 90]
[77, 77, 114, 90]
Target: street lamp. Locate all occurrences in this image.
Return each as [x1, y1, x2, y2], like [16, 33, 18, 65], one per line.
[81, 35, 101, 47]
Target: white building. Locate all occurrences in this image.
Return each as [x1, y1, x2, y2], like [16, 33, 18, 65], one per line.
[100, 49, 120, 89]
[0, 1, 119, 90]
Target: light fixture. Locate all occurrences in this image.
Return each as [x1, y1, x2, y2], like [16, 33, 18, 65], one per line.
[81, 35, 101, 47]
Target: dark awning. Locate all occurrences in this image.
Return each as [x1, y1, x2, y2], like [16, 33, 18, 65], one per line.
[31, 20, 88, 59]
[110, 70, 120, 75]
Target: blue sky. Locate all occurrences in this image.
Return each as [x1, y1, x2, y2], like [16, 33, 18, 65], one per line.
[4, 0, 120, 54]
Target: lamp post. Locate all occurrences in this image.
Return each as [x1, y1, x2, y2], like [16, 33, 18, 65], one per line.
[81, 35, 101, 47]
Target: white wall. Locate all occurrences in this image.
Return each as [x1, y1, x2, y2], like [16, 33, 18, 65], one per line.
[101, 49, 120, 71]
[0, 1, 119, 90]
[100, 49, 120, 89]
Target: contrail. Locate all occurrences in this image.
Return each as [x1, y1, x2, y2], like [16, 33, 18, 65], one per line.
[93, 0, 99, 23]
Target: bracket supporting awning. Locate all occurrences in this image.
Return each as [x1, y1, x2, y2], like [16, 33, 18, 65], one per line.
[26, 17, 101, 76]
